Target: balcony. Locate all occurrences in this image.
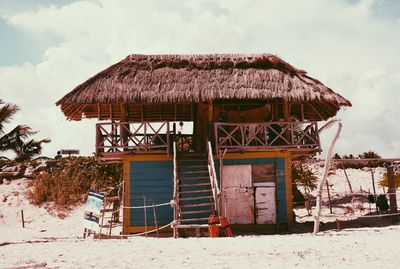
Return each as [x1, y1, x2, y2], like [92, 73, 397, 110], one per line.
[214, 121, 321, 156]
[96, 121, 171, 162]
[95, 121, 321, 161]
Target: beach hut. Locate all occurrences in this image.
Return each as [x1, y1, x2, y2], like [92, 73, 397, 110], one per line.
[57, 54, 351, 236]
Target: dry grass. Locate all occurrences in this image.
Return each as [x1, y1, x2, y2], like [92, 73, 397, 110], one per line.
[56, 54, 351, 121]
[25, 157, 122, 211]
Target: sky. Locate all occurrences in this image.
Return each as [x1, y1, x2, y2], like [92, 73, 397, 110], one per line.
[0, 0, 399, 159]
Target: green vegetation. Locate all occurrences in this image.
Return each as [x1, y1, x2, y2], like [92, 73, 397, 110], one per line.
[333, 150, 385, 169]
[0, 99, 50, 161]
[26, 157, 122, 212]
[292, 163, 318, 194]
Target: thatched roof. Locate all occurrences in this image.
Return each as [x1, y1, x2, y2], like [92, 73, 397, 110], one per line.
[56, 54, 351, 121]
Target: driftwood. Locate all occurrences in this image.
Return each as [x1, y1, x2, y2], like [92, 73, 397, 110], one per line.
[314, 119, 342, 234]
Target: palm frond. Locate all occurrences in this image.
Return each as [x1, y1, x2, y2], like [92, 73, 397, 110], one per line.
[0, 102, 19, 133]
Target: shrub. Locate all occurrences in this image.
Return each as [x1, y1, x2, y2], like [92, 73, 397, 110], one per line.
[292, 163, 318, 193]
[334, 151, 385, 169]
[358, 151, 381, 159]
[379, 172, 400, 189]
[26, 157, 122, 211]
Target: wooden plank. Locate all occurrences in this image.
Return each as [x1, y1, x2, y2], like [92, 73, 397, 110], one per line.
[255, 186, 276, 224]
[252, 164, 275, 183]
[222, 165, 252, 188]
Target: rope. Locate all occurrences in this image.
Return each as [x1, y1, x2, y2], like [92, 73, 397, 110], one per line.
[121, 222, 173, 237]
[122, 201, 173, 209]
[357, 212, 400, 218]
[100, 201, 173, 215]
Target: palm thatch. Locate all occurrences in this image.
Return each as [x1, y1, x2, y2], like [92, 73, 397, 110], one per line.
[56, 54, 351, 121]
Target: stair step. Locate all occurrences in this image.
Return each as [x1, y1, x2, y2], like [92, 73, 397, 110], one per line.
[100, 209, 116, 213]
[176, 217, 210, 223]
[178, 209, 213, 215]
[178, 165, 208, 169]
[179, 189, 212, 195]
[178, 176, 210, 181]
[179, 183, 211, 188]
[173, 224, 209, 229]
[179, 195, 214, 201]
[180, 202, 214, 208]
[178, 178, 209, 182]
[177, 158, 206, 162]
[179, 170, 209, 175]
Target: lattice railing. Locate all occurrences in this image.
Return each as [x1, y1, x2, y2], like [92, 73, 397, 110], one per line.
[214, 121, 320, 152]
[96, 121, 170, 155]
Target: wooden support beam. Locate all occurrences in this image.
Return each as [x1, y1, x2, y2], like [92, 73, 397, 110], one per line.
[308, 103, 324, 121]
[208, 101, 213, 123]
[300, 103, 305, 121]
[174, 104, 177, 122]
[140, 104, 144, 122]
[272, 100, 281, 120]
[97, 103, 101, 120]
[387, 166, 398, 223]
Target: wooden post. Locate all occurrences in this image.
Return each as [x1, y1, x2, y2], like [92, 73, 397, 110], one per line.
[143, 196, 147, 237]
[195, 103, 208, 152]
[282, 101, 292, 144]
[21, 210, 25, 228]
[341, 162, 353, 194]
[120, 103, 130, 151]
[152, 204, 159, 238]
[371, 170, 378, 213]
[387, 166, 398, 223]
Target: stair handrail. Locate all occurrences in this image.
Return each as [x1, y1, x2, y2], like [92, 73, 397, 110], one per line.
[172, 141, 178, 235]
[207, 141, 221, 215]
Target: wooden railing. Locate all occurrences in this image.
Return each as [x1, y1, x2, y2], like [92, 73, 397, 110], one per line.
[172, 141, 178, 238]
[207, 141, 221, 215]
[214, 121, 320, 152]
[96, 121, 170, 155]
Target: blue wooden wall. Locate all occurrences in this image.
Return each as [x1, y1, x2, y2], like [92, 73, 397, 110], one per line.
[129, 160, 173, 226]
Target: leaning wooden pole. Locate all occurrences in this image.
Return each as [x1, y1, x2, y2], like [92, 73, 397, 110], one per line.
[314, 119, 342, 235]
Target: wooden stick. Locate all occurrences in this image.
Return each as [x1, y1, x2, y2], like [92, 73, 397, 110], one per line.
[341, 161, 353, 194]
[143, 196, 147, 237]
[21, 210, 25, 228]
[371, 170, 378, 213]
[387, 166, 398, 223]
[314, 119, 342, 235]
[152, 204, 159, 238]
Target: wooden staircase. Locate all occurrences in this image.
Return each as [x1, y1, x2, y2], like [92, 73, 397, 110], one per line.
[172, 154, 216, 237]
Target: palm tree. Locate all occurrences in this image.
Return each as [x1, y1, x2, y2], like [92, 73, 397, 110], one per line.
[0, 99, 50, 161]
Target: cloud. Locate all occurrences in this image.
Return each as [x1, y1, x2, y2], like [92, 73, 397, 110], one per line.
[0, 0, 399, 158]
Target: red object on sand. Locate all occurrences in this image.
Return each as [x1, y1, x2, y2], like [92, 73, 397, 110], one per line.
[219, 216, 233, 237]
[208, 213, 219, 237]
